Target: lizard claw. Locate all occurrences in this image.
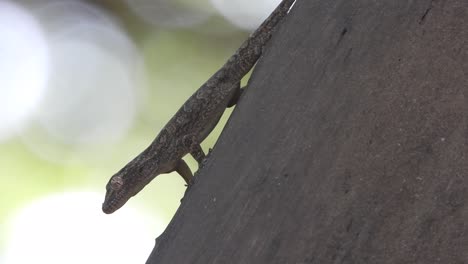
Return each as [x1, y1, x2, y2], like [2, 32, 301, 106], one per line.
[181, 177, 196, 203]
[199, 148, 213, 168]
[185, 177, 196, 188]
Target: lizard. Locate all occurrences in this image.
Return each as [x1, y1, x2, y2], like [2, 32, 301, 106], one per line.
[102, 0, 296, 214]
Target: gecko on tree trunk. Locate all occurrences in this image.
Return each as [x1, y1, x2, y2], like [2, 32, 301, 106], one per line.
[102, 0, 296, 214]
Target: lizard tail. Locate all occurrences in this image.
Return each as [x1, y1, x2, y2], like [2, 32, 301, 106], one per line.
[225, 0, 296, 79]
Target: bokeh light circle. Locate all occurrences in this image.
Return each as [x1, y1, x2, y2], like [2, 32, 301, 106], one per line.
[37, 38, 138, 145]
[16, 0, 148, 165]
[33, 0, 143, 146]
[0, 1, 50, 142]
[3, 191, 162, 264]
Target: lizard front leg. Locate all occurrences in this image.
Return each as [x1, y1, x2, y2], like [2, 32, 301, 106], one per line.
[190, 144, 206, 165]
[173, 159, 193, 184]
[180, 134, 206, 166]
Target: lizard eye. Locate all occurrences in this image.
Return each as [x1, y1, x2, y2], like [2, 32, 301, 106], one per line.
[110, 176, 124, 191]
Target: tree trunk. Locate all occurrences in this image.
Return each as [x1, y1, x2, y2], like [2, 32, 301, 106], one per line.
[147, 0, 467, 263]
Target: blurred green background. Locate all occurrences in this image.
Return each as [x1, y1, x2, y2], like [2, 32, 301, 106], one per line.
[0, 0, 280, 262]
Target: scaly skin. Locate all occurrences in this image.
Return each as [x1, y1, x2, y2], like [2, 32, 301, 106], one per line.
[102, 0, 296, 214]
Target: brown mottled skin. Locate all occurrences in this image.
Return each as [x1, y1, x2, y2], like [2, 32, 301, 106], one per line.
[102, 0, 296, 214]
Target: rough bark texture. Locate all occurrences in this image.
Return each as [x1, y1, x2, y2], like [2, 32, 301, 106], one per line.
[147, 0, 467, 263]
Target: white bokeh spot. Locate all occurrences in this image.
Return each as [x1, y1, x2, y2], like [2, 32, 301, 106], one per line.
[4, 191, 162, 264]
[28, 0, 145, 148]
[0, 1, 50, 141]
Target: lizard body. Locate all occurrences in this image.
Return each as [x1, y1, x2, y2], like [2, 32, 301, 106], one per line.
[103, 0, 295, 214]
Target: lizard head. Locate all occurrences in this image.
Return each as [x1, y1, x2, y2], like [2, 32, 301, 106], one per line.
[102, 172, 133, 214]
[102, 155, 164, 214]
[102, 129, 176, 214]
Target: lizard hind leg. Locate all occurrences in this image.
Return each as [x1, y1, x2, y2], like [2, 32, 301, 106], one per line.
[227, 82, 244, 107]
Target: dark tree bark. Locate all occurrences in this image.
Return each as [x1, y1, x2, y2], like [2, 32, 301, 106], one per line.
[147, 0, 467, 263]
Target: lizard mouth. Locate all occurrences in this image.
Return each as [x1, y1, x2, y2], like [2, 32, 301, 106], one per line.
[102, 203, 118, 214]
[102, 193, 126, 214]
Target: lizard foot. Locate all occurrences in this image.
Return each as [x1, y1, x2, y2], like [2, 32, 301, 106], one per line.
[181, 177, 196, 203]
[185, 176, 196, 188]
